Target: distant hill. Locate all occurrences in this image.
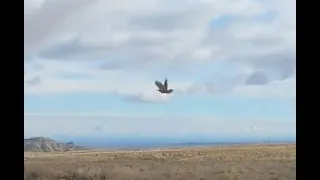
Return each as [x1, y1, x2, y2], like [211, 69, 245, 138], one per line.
[24, 137, 89, 152]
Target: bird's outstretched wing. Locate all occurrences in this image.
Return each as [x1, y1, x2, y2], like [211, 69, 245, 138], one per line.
[155, 81, 165, 91]
[164, 79, 168, 90]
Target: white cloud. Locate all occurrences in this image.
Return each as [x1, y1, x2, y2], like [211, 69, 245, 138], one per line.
[24, 0, 296, 101]
[24, 75, 41, 86]
[233, 77, 296, 99]
[123, 91, 173, 103]
[93, 125, 108, 132]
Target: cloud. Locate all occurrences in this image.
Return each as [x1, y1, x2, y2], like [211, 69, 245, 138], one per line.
[24, 0, 296, 100]
[123, 91, 172, 103]
[25, 75, 41, 86]
[234, 77, 296, 99]
[93, 125, 108, 132]
[100, 62, 122, 70]
[246, 71, 269, 85]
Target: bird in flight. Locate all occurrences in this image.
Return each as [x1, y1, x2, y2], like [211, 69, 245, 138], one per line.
[155, 78, 173, 94]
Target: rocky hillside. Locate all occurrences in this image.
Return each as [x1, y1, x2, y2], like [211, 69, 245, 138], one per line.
[24, 137, 89, 152]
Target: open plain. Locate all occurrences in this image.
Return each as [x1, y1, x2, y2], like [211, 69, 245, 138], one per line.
[24, 144, 296, 180]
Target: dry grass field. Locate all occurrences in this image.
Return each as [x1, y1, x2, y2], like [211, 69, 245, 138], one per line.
[24, 144, 296, 180]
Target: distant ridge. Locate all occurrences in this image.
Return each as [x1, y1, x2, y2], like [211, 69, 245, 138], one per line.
[24, 137, 90, 152]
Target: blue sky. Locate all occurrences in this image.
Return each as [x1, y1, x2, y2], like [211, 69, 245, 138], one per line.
[24, 0, 296, 141]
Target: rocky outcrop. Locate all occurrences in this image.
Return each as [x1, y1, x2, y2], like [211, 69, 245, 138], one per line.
[24, 137, 88, 152]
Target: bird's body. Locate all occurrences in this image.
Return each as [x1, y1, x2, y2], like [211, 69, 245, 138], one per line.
[155, 79, 173, 94]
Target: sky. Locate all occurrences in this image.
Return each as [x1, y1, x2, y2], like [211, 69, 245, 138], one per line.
[24, 0, 296, 141]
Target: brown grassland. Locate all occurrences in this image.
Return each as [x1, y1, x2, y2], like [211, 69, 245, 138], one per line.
[24, 144, 296, 180]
